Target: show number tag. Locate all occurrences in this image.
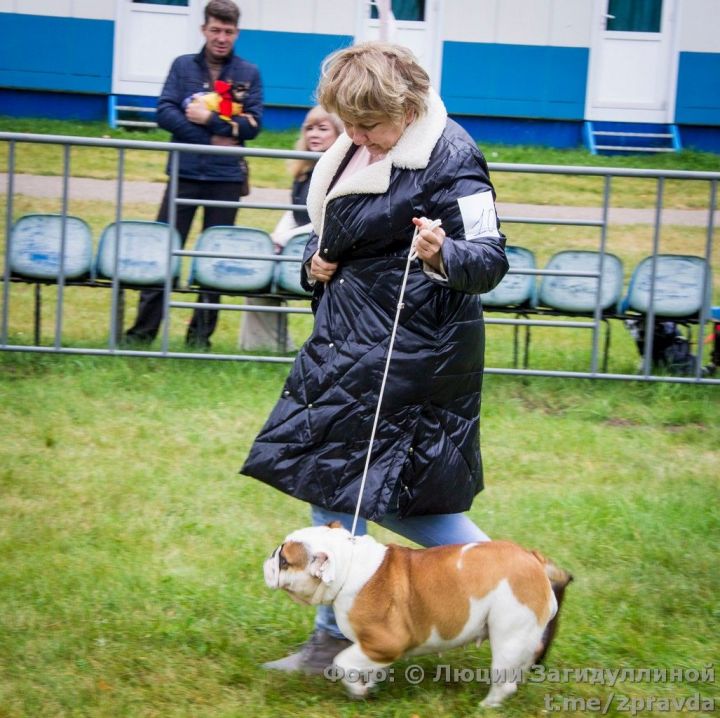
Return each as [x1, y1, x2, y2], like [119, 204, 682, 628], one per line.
[457, 191, 499, 239]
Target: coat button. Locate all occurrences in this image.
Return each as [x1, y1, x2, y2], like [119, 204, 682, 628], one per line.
[329, 342, 334, 348]
[283, 390, 290, 397]
[308, 403, 313, 408]
[323, 248, 328, 254]
[408, 447, 414, 454]
[339, 278, 344, 284]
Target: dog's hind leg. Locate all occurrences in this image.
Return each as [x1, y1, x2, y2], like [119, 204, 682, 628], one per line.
[481, 603, 543, 708]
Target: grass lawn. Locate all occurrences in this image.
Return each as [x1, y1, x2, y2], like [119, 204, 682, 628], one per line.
[1, 118, 719, 716]
[1, 352, 719, 717]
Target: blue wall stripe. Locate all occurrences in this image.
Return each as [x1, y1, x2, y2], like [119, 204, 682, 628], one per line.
[237, 30, 353, 106]
[680, 126, 720, 153]
[675, 52, 720, 125]
[0, 89, 107, 121]
[441, 42, 588, 120]
[0, 13, 113, 94]
[454, 116, 583, 149]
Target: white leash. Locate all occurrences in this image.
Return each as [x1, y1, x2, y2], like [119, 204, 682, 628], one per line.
[350, 218, 442, 537]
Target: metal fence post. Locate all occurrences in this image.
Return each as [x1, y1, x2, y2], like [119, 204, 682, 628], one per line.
[590, 174, 612, 374]
[53, 144, 71, 351]
[1, 141, 15, 347]
[161, 151, 180, 355]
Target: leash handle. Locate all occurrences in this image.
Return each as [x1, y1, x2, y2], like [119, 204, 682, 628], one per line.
[408, 217, 442, 261]
[350, 217, 443, 537]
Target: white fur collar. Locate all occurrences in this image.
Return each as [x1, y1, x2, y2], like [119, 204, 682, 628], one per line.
[306, 89, 448, 236]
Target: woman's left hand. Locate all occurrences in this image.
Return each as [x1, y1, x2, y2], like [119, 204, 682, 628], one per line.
[310, 251, 339, 283]
[412, 217, 445, 271]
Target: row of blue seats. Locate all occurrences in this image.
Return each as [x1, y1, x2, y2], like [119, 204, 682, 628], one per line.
[484, 245, 712, 321]
[7, 214, 310, 297]
[6, 213, 714, 321]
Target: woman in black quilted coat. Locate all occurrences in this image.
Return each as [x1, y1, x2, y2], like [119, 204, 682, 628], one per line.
[242, 42, 510, 672]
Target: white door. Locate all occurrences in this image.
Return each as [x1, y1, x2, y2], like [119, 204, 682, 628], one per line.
[585, 0, 678, 123]
[113, 0, 205, 96]
[354, 0, 444, 90]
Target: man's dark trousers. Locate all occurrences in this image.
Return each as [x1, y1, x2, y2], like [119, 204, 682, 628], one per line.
[125, 178, 244, 347]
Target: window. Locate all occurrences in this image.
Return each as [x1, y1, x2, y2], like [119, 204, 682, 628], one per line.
[606, 0, 662, 32]
[371, 0, 425, 22]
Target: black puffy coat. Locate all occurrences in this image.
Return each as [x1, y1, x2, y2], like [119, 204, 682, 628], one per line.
[241, 91, 508, 521]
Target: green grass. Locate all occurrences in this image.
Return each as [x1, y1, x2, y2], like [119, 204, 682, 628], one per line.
[1, 117, 719, 716]
[1, 353, 718, 717]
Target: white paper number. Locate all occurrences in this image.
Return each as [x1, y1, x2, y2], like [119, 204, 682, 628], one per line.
[457, 191, 499, 239]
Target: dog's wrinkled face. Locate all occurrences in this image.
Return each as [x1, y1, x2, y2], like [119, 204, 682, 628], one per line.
[264, 524, 351, 605]
[264, 529, 343, 605]
[263, 541, 323, 603]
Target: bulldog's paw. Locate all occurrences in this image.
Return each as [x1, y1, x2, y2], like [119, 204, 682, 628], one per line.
[342, 679, 371, 700]
[480, 680, 518, 708]
[479, 695, 502, 708]
[341, 674, 383, 700]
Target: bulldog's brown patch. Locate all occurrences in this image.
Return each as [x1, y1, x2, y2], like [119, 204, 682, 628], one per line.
[348, 541, 553, 663]
[492, 543, 554, 624]
[280, 540, 311, 570]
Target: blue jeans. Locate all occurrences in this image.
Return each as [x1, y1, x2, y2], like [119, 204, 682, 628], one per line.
[311, 504, 490, 639]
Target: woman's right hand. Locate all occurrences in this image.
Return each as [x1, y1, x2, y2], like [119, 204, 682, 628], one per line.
[310, 251, 339, 283]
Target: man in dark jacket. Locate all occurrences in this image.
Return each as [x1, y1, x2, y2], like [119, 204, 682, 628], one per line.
[125, 0, 263, 348]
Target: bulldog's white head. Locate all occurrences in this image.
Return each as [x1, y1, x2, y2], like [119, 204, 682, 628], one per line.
[263, 522, 353, 606]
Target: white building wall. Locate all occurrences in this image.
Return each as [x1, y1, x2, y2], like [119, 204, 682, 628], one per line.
[677, 0, 720, 52]
[241, 0, 356, 35]
[0, 0, 114, 20]
[548, 0, 593, 46]
[443, 0, 592, 47]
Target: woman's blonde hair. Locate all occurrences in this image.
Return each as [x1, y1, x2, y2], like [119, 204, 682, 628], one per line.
[288, 105, 344, 179]
[317, 42, 430, 127]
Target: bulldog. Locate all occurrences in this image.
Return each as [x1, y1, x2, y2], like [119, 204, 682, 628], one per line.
[264, 523, 572, 707]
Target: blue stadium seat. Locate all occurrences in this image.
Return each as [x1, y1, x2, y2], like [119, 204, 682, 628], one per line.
[9, 213, 92, 281]
[536, 250, 625, 372]
[480, 246, 537, 369]
[274, 232, 312, 296]
[480, 245, 536, 308]
[8, 213, 94, 345]
[94, 220, 181, 286]
[538, 250, 624, 314]
[188, 226, 275, 292]
[620, 254, 712, 319]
